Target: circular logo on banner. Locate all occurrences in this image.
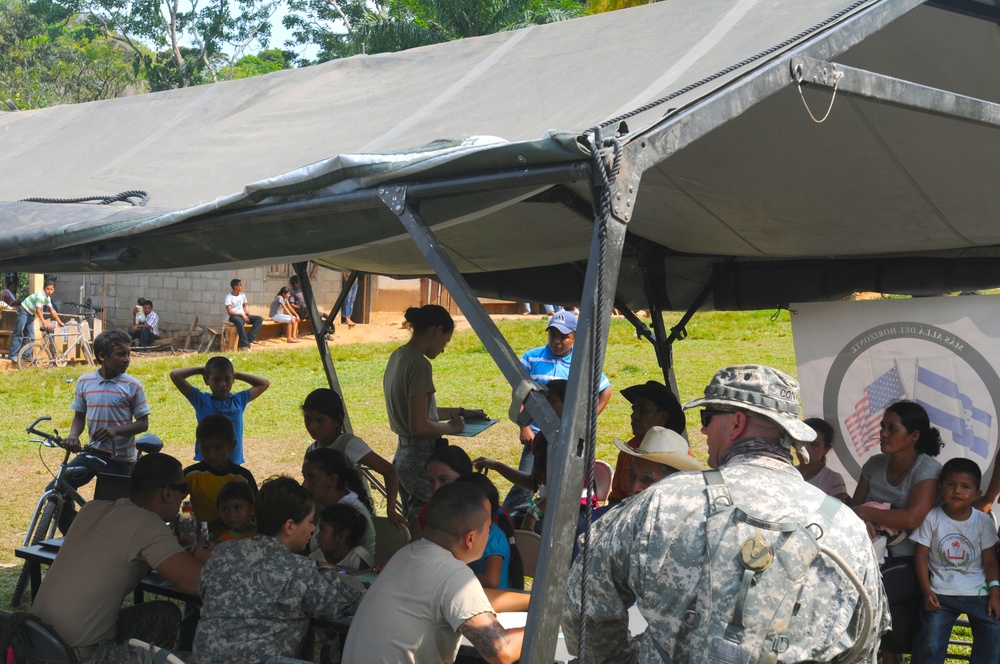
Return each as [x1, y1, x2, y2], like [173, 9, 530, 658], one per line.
[822, 321, 1000, 479]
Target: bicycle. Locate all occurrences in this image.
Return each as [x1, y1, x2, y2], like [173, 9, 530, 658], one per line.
[10, 416, 163, 607]
[15, 320, 94, 370]
[59, 299, 104, 331]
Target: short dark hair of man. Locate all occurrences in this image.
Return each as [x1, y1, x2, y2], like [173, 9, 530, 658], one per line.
[424, 481, 489, 543]
[143, 300, 154, 309]
[204, 355, 234, 375]
[941, 457, 983, 490]
[130, 453, 183, 501]
[230, 278, 242, 289]
[255, 476, 314, 537]
[94, 329, 132, 361]
[216, 480, 255, 508]
[197, 414, 236, 445]
[43, 278, 56, 288]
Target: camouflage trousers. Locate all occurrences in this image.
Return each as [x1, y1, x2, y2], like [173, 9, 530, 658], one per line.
[393, 442, 435, 524]
[76, 601, 180, 664]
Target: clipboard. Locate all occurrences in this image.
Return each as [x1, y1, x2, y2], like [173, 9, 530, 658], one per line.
[453, 418, 500, 437]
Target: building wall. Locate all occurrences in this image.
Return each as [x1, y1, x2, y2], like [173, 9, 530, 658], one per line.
[52, 267, 344, 336]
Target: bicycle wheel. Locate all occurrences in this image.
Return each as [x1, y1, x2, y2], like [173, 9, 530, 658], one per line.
[16, 343, 56, 370]
[10, 498, 59, 607]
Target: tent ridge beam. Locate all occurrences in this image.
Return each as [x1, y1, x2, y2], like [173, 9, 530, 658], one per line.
[792, 55, 1000, 129]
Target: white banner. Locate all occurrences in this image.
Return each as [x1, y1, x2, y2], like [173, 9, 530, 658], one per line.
[791, 295, 1000, 494]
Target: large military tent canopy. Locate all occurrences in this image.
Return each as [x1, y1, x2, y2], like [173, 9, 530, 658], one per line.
[6, 1, 1000, 659]
[5, 0, 1000, 313]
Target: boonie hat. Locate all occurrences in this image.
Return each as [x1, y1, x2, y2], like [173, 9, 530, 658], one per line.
[621, 381, 685, 435]
[614, 426, 704, 472]
[683, 365, 816, 443]
[547, 311, 577, 334]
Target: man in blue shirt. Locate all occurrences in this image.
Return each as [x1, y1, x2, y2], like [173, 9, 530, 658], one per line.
[503, 311, 612, 514]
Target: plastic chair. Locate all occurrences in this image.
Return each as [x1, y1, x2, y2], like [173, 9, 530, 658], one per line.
[593, 460, 613, 503]
[3, 613, 76, 664]
[513, 529, 541, 579]
[125, 638, 186, 664]
[580, 460, 615, 504]
[372, 516, 410, 563]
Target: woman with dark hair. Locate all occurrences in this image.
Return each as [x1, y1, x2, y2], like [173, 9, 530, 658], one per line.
[192, 476, 362, 664]
[852, 400, 943, 663]
[382, 304, 482, 523]
[456, 473, 525, 591]
[797, 417, 850, 503]
[302, 448, 377, 559]
[410, 445, 474, 541]
[269, 286, 300, 343]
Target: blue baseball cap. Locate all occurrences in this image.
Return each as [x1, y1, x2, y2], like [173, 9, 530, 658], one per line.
[547, 311, 577, 334]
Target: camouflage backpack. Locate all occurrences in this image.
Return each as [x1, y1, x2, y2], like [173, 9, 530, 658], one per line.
[653, 470, 875, 664]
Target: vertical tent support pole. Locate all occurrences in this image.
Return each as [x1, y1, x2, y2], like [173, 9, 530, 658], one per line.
[293, 261, 353, 433]
[375, 186, 561, 440]
[521, 160, 638, 663]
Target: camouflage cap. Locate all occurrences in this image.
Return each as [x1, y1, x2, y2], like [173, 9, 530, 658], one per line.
[683, 365, 816, 443]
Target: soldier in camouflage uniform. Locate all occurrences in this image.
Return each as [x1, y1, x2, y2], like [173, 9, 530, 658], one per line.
[191, 476, 362, 664]
[563, 365, 890, 663]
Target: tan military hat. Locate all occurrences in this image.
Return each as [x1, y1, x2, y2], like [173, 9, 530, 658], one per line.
[613, 426, 704, 471]
[683, 365, 816, 443]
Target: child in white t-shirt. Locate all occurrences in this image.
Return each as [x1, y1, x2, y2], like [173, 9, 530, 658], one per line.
[911, 458, 1000, 664]
[309, 503, 373, 570]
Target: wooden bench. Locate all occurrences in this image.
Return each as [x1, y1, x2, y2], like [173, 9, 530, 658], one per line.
[220, 319, 314, 351]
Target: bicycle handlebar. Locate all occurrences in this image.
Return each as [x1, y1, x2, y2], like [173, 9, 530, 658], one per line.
[26, 416, 62, 447]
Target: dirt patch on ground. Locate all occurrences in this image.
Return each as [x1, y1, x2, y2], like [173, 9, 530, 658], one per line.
[2, 311, 551, 370]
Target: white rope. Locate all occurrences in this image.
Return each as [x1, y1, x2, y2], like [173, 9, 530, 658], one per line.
[797, 70, 844, 124]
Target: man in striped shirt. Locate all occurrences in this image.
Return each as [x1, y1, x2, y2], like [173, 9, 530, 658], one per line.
[55, 329, 151, 533]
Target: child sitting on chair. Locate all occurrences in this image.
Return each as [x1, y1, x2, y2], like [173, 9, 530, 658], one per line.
[183, 415, 258, 538]
[303, 388, 406, 528]
[216, 480, 257, 542]
[309, 503, 372, 570]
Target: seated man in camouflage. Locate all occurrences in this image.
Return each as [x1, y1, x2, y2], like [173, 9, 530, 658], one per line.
[191, 476, 362, 664]
[563, 365, 889, 663]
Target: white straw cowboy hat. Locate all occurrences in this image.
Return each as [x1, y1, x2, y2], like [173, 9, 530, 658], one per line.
[614, 426, 704, 472]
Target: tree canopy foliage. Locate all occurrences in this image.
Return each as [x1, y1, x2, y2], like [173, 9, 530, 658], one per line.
[0, 0, 141, 108]
[283, 0, 583, 61]
[2, 0, 595, 109]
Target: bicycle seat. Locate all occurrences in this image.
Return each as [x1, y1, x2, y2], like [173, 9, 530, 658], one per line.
[135, 434, 164, 455]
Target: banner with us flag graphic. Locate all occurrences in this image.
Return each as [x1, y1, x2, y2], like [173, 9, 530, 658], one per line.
[791, 295, 1000, 493]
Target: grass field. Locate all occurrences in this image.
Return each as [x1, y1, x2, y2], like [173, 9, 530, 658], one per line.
[0, 311, 795, 571]
[1, 309, 980, 659]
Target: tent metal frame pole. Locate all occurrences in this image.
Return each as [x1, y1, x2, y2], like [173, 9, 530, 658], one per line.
[521, 162, 639, 663]
[293, 261, 352, 433]
[295, 262, 401, 516]
[375, 186, 561, 440]
[792, 55, 1000, 128]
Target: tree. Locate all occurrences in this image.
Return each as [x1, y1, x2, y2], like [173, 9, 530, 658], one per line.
[0, 0, 144, 109]
[284, 0, 582, 61]
[223, 46, 294, 78]
[82, 0, 282, 89]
